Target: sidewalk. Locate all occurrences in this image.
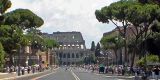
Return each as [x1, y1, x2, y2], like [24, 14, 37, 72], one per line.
[96, 73, 137, 79]
[91, 71, 140, 80]
[0, 72, 17, 79]
[99, 73, 160, 80]
[0, 68, 58, 80]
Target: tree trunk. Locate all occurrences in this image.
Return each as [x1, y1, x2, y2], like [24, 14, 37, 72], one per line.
[124, 39, 127, 65]
[131, 41, 138, 68]
[9, 54, 13, 67]
[119, 48, 123, 65]
[130, 50, 136, 68]
[114, 49, 118, 65]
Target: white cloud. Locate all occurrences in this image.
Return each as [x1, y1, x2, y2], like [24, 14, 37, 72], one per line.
[9, 0, 118, 48]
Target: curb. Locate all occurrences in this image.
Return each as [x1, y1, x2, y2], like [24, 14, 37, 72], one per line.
[1, 71, 48, 80]
[105, 75, 135, 79]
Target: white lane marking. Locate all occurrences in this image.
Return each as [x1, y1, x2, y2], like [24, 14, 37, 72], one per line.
[32, 68, 59, 80]
[70, 70, 80, 80]
[31, 71, 56, 80]
[95, 73, 101, 75]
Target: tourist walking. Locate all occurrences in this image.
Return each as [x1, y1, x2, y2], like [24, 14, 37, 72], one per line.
[153, 67, 159, 80]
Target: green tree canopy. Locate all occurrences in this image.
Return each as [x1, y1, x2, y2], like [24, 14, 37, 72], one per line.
[101, 35, 124, 50]
[136, 54, 159, 66]
[4, 9, 44, 29]
[0, 25, 23, 54]
[96, 0, 160, 66]
[0, 0, 11, 14]
[138, 0, 160, 4]
[0, 25, 23, 66]
[95, 0, 134, 64]
[25, 33, 44, 49]
[0, 42, 5, 69]
[44, 38, 58, 49]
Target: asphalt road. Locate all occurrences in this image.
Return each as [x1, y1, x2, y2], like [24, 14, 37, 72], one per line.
[16, 70, 54, 80]
[37, 67, 129, 80]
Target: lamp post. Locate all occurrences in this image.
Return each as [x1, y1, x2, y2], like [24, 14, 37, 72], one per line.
[51, 54, 54, 66]
[28, 41, 31, 66]
[26, 56, 29, 67]
[34, 40, 37, 66]
[106, 51, 111, 66]
[143, 39, 147, 70]
[101, 50, 105, 65]
[54, 55, 56, 66]
[12, 49, 17, 66]
[17, 44, 21, 76]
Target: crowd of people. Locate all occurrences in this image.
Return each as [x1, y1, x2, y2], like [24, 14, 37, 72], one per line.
[4, 64, 159, 79]
[3, 64, 53, 76]
[79, 64, 160, 80]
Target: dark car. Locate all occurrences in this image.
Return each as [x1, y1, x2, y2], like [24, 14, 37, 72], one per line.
[99, 67, 105, 73]
[99, 64, 105, 73]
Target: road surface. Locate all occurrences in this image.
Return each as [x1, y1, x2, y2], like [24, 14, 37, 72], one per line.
[37, 67, 131, 80]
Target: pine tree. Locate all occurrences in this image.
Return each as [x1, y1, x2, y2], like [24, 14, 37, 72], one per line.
[95, 42, 100, 57]
[90, 41, 95, 51]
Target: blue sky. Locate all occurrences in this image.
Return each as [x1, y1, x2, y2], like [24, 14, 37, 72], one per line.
[9, 0, 119, 48]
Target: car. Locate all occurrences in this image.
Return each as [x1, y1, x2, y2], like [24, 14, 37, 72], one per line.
[99, 64, 105, 73]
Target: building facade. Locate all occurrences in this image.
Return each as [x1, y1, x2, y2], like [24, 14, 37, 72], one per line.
[102, 26, 139, 65]
[42, 31, 87, 65]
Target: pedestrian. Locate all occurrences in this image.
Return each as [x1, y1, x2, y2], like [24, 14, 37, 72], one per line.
[122, 67, 125, 75]
[153, 66, 159, 80]
[16, 66, 18, 73]
[105, 66, 108, 74]
[111, 68, 114, 74]
[9, 67, 12, 73]
[32, 66, 35, 73]
[21, 66, 24, 75]
[7, 66, 9, 73]
[92, 66, 95, 73]
[27, 66, 31, 74]
[141, 70, 146, 80]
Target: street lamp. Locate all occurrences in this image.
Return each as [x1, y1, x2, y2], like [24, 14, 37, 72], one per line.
[27, 40, 31, 66]
[106, 51, 111, 66]
[33, 40, 38, 66]
[12, 49, 17, 66]
[54, 54, 56, 66]
[106, 51, 109, 66]
[17, 44, 21, 76]
[26, 56, 29, 67]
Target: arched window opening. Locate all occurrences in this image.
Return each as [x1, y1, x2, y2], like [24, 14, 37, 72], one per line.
[63, 54, 66, 58]
[72, 53, 75, 58]
[76, 54, 79, 58]
[67, 53, 70, 58]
